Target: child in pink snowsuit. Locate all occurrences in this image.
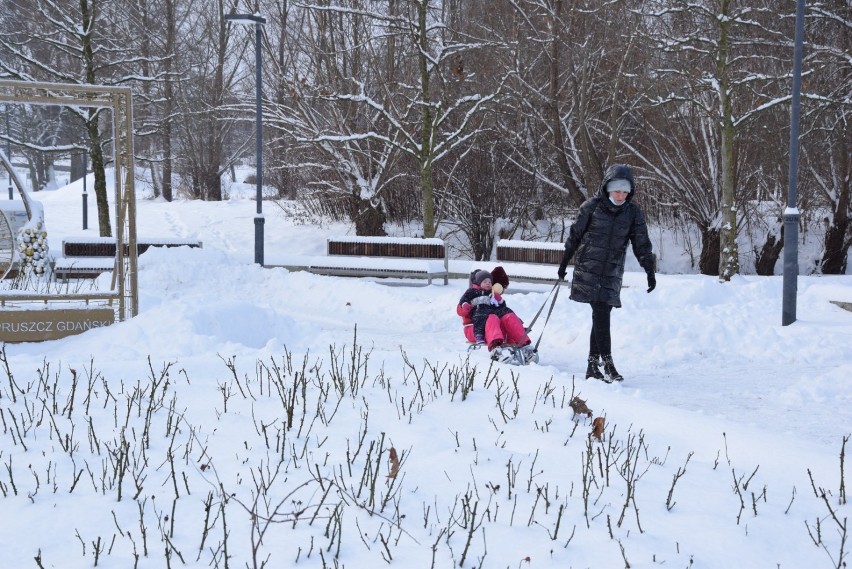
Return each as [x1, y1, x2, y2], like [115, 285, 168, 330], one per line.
[456, 267, 531, 352]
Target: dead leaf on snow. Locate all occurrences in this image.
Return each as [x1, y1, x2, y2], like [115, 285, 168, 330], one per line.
[387, 447, 400, 479]
[591, 417, 605, 441]
[570, 395, 592, 418]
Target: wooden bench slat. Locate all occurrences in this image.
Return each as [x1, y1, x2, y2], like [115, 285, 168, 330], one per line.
[62, 238, 203, 258]
[327, 241, 445, 259]
[496, 239, 566, 266]
[497, 247, 563, 264]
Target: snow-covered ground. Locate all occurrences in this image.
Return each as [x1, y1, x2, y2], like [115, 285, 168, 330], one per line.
[1, 172, 850, 568]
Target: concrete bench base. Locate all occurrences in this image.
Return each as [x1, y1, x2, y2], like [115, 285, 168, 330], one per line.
[307, 267, 446, 284]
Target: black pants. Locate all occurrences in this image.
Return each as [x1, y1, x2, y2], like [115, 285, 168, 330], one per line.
[589, 301, 613, 356]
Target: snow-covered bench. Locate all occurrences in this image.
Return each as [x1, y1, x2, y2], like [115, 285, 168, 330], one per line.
[54, 237, 203, 280]
[61, 236, 203, 258]
[314, 236, 448, 285]
[268, 236, 449, 285]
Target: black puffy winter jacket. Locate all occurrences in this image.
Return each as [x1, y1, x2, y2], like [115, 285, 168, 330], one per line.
[559, 164, 655, 308]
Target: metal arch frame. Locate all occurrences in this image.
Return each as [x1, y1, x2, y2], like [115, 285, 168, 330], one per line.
[0, 79, 138, 321]
[0, 209, 12, 280]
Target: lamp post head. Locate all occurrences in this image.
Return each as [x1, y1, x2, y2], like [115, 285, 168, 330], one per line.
[224, 13, 266, 26]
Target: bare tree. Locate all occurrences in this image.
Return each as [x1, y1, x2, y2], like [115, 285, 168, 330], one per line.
[264, 0, 402, 234]
[0, 0, 108, 229]
[495, 0, 647, 209]
[642, 0, 796, 279]
[627, 99, 725, 275]
[804, 0, 851, 274]
[439, 139, 538, 260]
[739, 112, 790, 276]
[170, 0, 244, 201]
[0, 0, 163, 236]
[0, 0, 846, 270]
[129, 0, 190, 202]
[263, 0, 509, 236]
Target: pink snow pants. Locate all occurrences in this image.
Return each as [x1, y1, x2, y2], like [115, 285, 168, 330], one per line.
[464, 313, 531, 351]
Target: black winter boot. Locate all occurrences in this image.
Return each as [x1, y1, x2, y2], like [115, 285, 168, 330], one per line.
[601, 355, 623, 382]
[585, 354, 604, 380]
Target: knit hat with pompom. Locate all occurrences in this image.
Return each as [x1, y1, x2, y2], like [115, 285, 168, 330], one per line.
[491, 266, 509, 289]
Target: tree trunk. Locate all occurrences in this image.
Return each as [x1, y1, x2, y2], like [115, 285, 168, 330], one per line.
[70, 152, 86, 183]
[88, 116, 112, 237]
[717, 0, 739, 281]
[821, 224, 849, 274]
[80, 0, 110, 236]
[203, 167, 222, 201]
[417, 0, 436, 237]
[352, 197, 387, 237]
[820, 134, 849, 274]
[577, 79, 602, 198]
[207, 13, 226, 203]
[32, 152, 46, 191]
[161, 0, 176, 202]
[162, 125, 173, 201]
[699, 226, 720, 276]
[548, 0, 586, 207]
[386, 0, 396, 82]
[754, 225, 783, 276]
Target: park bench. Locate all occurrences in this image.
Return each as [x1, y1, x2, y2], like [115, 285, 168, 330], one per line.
[53, 237, 203, 281]
[308, 236, 449, 285]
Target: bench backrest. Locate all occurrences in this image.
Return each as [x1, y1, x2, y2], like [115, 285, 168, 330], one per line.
[496, 239, 564, 265]
[63, 238, 203, 257]
[327, 237, 446, 260]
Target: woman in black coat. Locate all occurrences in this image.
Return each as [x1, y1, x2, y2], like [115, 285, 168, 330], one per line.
[557, 164, 656, 382]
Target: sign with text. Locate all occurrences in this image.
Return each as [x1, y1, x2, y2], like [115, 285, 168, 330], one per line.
[0, 308, 115, 342]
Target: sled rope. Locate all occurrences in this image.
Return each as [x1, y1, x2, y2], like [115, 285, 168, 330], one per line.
[526, 280, 562, 352]
[525, 281, 560, 332]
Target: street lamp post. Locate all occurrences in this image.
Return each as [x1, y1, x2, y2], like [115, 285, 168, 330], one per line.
[225, 12, 266, 266]
[782, 0, 805, 326]
[82, 149, 88, 230]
